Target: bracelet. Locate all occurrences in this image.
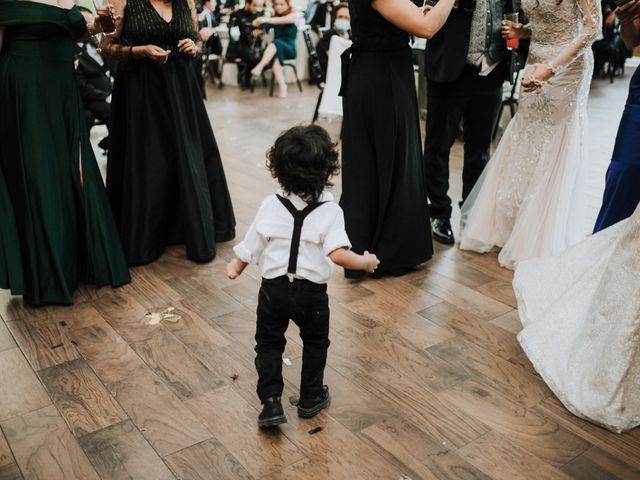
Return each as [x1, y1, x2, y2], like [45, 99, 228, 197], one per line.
[129, 45, 134, 59]
[547, 62, 557, 75]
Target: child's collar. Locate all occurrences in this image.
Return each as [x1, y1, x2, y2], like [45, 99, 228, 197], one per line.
[276, 189, 334, 206]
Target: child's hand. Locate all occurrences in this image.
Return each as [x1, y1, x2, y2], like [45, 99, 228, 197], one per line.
[363, 251, 380, 273]
[227, 258, 245, 279]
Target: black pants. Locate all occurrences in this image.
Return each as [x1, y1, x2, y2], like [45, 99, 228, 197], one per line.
[84, 100, 110, 133]
[424, 64, 504, 220]
[255, 276, 330, 403]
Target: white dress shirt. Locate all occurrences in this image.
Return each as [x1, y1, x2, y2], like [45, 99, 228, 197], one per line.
[233, 189, 352, 284]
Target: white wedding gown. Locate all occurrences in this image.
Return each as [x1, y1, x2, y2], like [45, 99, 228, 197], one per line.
[514, 204, 640, 433]
[459, 0, 603, 269]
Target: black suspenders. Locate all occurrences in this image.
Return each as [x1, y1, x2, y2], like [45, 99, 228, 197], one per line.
[276, 194, 326, 277]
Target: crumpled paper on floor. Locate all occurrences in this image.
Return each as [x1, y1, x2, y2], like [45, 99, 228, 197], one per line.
[145, 307, 181, 325]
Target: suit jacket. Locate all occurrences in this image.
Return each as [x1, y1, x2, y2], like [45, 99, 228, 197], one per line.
[425, 0, 525, 84]
[198, 7, 223, 55]
[75, 43, 111, 104]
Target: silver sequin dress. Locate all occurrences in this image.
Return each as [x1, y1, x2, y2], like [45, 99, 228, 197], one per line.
[459, 0, 603, 269]
[513, 204, 640, 433]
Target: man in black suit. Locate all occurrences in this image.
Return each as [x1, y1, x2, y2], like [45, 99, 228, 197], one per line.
[226, 0, 265, 89]
[423, 0, 511, 244]
[74, 34, 112, 150]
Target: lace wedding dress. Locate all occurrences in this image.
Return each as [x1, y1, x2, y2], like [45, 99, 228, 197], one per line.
[459, 0, 602, 269]
[514, 204, 640, 433]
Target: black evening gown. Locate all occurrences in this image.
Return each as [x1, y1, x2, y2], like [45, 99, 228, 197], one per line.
[0, 1, 130, 305]
[340, 0, 432, 277]
[107, 0, 235, 265]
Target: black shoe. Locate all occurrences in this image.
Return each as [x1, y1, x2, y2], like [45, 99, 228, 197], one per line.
[431, 218, 454, 245]
[97, 136, 109, 151]
[258, 396, 287, 428]
[297, 386, 331, 418]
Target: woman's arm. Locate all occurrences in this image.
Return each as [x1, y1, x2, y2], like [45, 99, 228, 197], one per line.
[523, 0, 601, 88]
[255, 12, 297, 26]
[372, 0, 456, 39]
[100, 0, 132, 60]
[100, 0, 171, 62]
[547, 0, 601, 74]
[179, 0, 203, 56]
[78, 10, 105, 41]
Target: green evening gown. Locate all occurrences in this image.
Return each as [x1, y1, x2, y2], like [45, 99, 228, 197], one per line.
[0, 0, 130, 305]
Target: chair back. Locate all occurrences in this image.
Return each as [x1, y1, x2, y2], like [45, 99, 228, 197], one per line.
[302, 26, 324, 86]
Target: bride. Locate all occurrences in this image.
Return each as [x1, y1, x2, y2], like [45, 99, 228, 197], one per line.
[459, 0, 602, 269]
[513, 202, 640, 433]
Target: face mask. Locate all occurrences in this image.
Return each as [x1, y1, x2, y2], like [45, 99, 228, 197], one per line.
[334, 19, 350, 32]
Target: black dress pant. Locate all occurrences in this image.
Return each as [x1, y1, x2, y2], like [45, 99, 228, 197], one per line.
[84, 100, 110, 133]
[255, 276, 330, 403]
[424, 64, 504, 220]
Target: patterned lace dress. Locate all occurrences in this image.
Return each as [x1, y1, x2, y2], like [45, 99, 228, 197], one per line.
[459, 0, 602, 269]
[513, 201, 640, 433]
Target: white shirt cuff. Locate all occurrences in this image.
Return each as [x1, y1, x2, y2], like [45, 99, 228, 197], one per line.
[323, 231, 351, 256]
[233, 243, 254, 264]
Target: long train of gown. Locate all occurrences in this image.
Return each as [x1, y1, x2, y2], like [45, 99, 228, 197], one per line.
[459, 0, 603, 269]
[513, 205, 640, 433]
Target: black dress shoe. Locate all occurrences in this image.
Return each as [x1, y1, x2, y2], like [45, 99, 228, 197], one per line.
[258, 396, 287, 428]
[431, 218, 455, 245]
[97, 136, 109, 151]
[297, 385, 331, 418]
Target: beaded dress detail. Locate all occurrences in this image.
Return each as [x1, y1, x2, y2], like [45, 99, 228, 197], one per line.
[513, 203, 640, 433]
[459, 0, 602, 269]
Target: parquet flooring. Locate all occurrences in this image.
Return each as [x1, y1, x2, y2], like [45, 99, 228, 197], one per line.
[0, 76, 638, 480]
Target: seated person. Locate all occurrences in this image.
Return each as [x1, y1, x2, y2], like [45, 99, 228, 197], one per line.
[195, 0, 223, 96]
[74, 15, 112, 150]
[250, 0, 298, 98]
[227, 0, 266, 89]
[304, 0, 328, 32]
[316, 2, 350, 81]
[593, 0, 632, 77]
[221, 0, 240, 15]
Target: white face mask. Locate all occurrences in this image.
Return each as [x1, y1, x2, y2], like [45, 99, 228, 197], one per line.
[334, 19, 350, 32]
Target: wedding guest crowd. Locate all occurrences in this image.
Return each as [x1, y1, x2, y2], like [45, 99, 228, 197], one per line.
[1, 0, 639, 436]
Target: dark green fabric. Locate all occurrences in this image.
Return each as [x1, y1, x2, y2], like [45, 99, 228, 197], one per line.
[0, 0, 130, 305]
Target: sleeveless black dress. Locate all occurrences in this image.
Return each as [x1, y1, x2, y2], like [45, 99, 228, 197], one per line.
[107, 0, 235, 265]
[340, 0, 432, 277]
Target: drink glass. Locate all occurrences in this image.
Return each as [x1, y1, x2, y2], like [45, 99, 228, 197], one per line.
[503, 12, 519, 50]
[93, 0, 116, 34]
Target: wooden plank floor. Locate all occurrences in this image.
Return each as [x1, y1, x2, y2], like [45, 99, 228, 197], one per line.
[1, 76, 639, 480]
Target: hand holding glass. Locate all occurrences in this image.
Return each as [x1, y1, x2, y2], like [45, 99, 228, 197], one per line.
[503, 13, 519, 49]
[93, 0, 116, 34]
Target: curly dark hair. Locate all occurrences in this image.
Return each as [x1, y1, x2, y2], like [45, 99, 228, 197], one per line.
[266, 125, 340, 203]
